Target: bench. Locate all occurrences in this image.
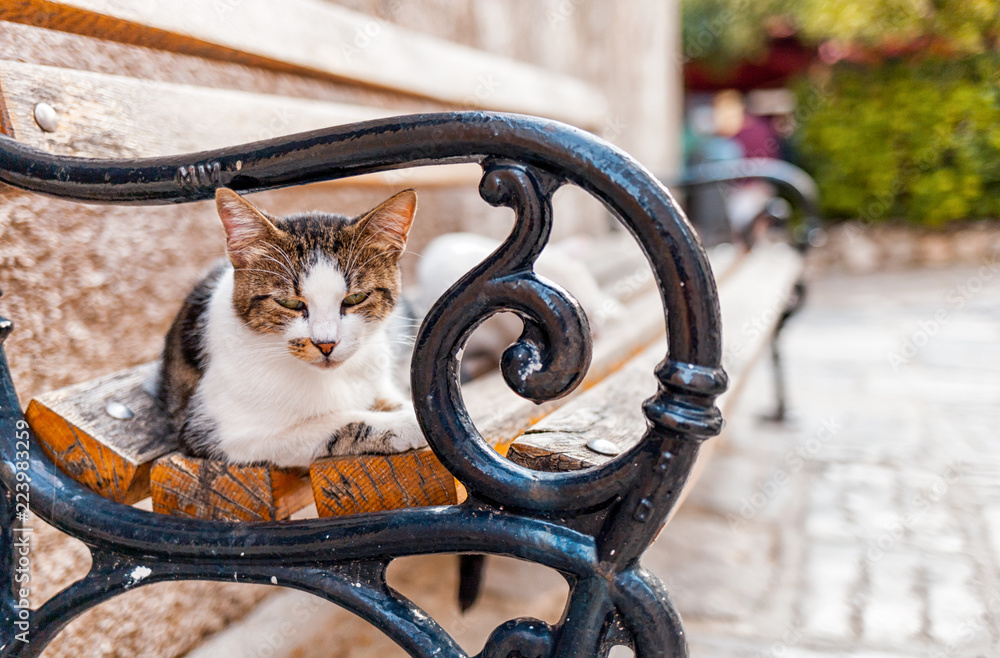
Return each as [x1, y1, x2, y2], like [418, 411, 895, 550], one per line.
[0, 5, 811, 657]
[3, 129, 801, 655]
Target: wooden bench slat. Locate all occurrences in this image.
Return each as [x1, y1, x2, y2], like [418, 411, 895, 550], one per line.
[309, 450, 457, 517]
[24, 362, 166, 503]
[507, 339, 662, 472]
[0, 0, 608, 128]
[464, 285, 664, 446]
[0, 62, 385, 154]
[0, 61, 481, 186]
[151, 453, 312, 522]
[507, 242, 805, 472]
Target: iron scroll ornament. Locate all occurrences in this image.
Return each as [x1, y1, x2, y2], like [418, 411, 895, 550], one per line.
[0, 112, 727, 657]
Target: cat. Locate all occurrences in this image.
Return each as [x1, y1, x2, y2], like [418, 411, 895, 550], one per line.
[155, 188, 427, 468]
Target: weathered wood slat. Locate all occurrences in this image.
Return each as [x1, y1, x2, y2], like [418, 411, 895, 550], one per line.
[507, 242, 805, 471]
[151, 453, 312, 522]
[309, 450, 457, 517]
[0, 62, 384, 154]
[579, 234, 739, 301]
[24, 362, 167, 503]
[507, 339, 662, 473]
[0, 0, 608, 128]
[0, 61, 481, 185]
[0, 20, 449, 114]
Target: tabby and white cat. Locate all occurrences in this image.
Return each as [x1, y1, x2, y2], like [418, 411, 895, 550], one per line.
[156, 188, 426, 467]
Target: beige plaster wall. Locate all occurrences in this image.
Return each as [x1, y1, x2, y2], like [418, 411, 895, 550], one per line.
[331, 0, 682, 175]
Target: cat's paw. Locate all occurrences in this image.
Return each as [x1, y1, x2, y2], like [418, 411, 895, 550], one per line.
[384, 412, 427, 452]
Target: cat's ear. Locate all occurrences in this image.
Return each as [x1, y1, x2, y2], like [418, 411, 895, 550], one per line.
[357, 189, 417, 253]
[216, 188, 281, 266]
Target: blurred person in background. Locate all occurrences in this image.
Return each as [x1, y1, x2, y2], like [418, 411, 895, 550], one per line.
[683, 89, 782, 247]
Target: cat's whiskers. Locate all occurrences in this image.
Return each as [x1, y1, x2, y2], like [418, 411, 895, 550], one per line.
[341, 225, 371, 276]
[368, 339, 416, 350]
[365, 335, 417, 349]
[267, 246, 298, 281]
[233, 267, 294, 288]
[351, 248, 406, 272]
[256, 251, 298, 285]
[342, 237, 369, 277]
[344, 225, 398, 274]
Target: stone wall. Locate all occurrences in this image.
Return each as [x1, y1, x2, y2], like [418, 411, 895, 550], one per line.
[330, 0, 682, 175]
[808, 222, 1000, 275]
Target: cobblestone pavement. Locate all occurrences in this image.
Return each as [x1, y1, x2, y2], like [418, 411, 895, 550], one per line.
[662, 264, 1000, 657]
[189, 264, 1000, 658]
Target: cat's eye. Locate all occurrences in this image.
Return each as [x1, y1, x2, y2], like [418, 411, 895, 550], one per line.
[342, 292, 369, 307]
[275, 298, 306, 311]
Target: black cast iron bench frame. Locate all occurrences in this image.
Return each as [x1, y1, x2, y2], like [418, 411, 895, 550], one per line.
[0, 112, 728, 657]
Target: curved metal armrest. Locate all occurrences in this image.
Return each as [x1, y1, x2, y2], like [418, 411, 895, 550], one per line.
[0, 112, 726, 658]
[670, 157, 823, 249]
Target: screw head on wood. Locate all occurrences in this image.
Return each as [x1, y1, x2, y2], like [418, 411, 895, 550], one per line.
[586, 437, 621, 456]
[105, 400, 134, 420]
[33, 102, 58, 132]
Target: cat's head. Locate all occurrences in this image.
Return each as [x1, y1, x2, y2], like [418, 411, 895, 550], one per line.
[215, 188, 416, 369]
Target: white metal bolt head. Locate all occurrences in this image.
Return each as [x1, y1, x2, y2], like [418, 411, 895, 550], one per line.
[586, 437, 621, 456]
[105, 400, 134, 420]
[33, 102, 58, 132]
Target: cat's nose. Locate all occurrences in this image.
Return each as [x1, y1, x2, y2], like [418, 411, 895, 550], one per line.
[314, 341, 337, 357]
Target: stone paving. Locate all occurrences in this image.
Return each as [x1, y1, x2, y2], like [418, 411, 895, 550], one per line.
[188, 263, 1000, 657]
[669, 263, 1000, 657]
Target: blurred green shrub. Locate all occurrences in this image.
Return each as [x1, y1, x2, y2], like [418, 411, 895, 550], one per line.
[796, 57, 1000, 226]
[682, 0, 1000, 225]
[682, 0, 999, 68]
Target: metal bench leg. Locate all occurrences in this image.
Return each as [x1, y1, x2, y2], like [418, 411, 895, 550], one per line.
[763, 279, 805, 423]
[458, 554, 486, 611]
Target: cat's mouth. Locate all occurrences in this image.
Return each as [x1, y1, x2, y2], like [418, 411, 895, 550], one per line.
[312, 358, 343, 369]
